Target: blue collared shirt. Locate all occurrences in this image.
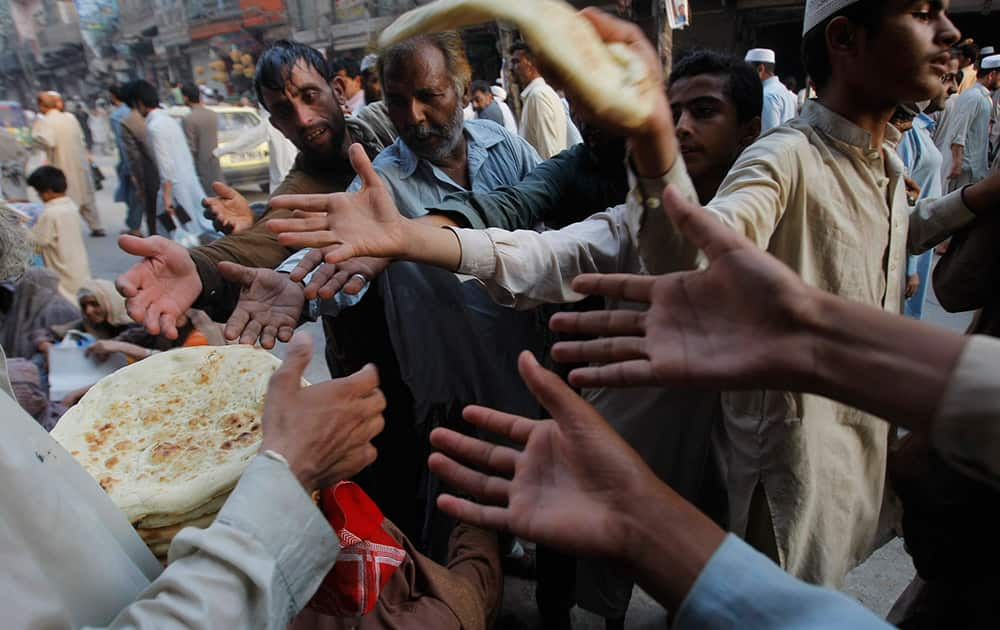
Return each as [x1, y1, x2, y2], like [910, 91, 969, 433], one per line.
[674, 535, 892, 629]
[348, 119, 542, 217]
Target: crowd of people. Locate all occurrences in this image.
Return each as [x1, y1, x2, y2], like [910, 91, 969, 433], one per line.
[4, 0, 1000, 628]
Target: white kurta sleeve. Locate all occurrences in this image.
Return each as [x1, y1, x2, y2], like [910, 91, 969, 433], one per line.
[446, 205, 635, 310]
[907, 188, 977, 254]
[931, 335, 1000, 490]
[96, 455, 339, 630]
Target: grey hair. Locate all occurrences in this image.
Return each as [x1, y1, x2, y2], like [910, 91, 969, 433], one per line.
[0, 204, 32, 281]
[379, 31, 472, 98]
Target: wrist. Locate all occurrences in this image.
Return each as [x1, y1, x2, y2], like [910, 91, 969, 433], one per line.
[261, 444, 318, 492]
[784, 286, 838, 393]
[622, 477, 726, 610]
[629, 114, 677, 179]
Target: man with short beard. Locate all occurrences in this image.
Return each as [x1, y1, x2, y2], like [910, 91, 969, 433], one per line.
[116, 40, 385, 343]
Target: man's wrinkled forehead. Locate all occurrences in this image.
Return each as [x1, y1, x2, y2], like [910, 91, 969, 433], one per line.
[263, 60, 328, 105]
[383, 43, 452, 93]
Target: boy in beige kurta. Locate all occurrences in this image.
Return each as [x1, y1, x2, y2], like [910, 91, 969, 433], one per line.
[26, 166, 91, 302]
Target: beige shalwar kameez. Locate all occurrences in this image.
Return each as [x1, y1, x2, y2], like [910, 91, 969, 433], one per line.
[31, 110, 101, 231]
[635, 99, 975, 586]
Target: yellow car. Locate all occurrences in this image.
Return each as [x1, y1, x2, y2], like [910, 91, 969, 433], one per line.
[166, 105, 270, 191]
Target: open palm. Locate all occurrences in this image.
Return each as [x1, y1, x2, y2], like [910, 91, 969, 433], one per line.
[429, 352, 655, 560]
[219, 262, 304, 349]
[116, 235, 203, 338]
[549, 188, 811, 391]
[266, 144, 408, 264]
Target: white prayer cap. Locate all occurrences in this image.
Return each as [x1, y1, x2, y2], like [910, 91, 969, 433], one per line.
[981, 54, 1000, 70]
[490, 85, 507, 102]
[360, 53, 378, 74]
[745, 48, 776, 64]
[981, 46, 996, 56]
[803, 0, 862, 36]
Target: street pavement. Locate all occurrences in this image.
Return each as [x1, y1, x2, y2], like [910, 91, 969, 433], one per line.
[82, 154, 971, 628]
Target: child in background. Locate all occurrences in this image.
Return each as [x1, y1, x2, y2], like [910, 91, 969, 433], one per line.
[26, 166, 91, 302]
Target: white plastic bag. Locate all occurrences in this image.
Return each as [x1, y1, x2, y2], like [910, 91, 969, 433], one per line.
[48, 331, 128, 401]
[171, 223, 201, 249]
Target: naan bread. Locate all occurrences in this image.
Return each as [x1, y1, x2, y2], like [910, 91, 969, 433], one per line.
[378, 0, 656, 130]
[51, 345, 287, 526]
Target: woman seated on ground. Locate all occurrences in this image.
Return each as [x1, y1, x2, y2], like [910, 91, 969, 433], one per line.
[30, 278, 223, 405]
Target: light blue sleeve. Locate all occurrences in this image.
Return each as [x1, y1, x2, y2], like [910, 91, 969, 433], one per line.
[761, 94, 781, 132]
[907, 255, 919, 276]
[673, 535, 892, 630]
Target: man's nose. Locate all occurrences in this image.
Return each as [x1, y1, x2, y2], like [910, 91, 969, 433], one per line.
[675, 110, 694, 137]
[292, 101, 314, 129]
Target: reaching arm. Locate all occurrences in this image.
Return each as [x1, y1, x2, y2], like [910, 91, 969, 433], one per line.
[547, 188, 1000, 491]
[429, 143, 626, 231]
[933, 212, 1000, 312]
[427, 351, 891, 628]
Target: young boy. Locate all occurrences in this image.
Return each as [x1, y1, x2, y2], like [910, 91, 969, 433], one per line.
[27, 166, 91, 302]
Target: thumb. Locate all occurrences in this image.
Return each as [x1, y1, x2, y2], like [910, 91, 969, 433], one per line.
[217, 261, 257, 287]
[349, 143, 382, 192]
[211, 181, 236, 198]
[118, 234, 167, 258]
[517, 351, 595, 431]
[272, 332, 312, 392]
[662, 187, 745, 262]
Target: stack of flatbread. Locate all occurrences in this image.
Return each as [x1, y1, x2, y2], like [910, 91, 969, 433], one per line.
[51, 345, 290, 562]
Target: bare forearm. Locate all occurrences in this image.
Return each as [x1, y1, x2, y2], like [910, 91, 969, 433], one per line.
[624, 479, 727, 611]
[399, 218, 463, 271]
[798, 288, 967, 433]
[163, 180, 173, 211]
[629, 117, 677, 179]
[951, 145, 964, 176]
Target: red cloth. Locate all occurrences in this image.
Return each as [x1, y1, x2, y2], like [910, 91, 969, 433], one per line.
[308, 482, 407, 617]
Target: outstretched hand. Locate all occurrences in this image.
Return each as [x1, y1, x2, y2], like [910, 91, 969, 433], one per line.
[261, 333, 386, 492]
[428, 351, 659, 560]
[549, 187, 812, 390]
[116, 235, 203, 339]
[219, 262, 304, 349]
[267, 144, 409, 264]
[203, 181, 254, 235]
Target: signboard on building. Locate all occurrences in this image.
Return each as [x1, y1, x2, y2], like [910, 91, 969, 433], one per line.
[335, 0, 368, 22]
[74, 0, 119, 57]
[9, 0, 43, 54]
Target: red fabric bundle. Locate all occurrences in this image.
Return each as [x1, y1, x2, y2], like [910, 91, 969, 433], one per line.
[307, 481, 407, 617]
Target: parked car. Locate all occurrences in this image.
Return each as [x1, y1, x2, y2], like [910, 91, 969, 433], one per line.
[165, 105, 269, 191]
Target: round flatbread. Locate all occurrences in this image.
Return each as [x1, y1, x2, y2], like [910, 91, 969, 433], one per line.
[377, 0, 656, 130]
[51, 345, 289, 527]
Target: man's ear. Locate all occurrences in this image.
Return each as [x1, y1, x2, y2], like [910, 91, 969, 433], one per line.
[330, 76, 348, 104]
[741, 116, 762, 151]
